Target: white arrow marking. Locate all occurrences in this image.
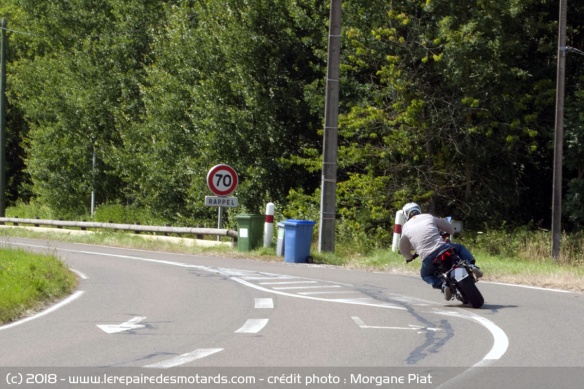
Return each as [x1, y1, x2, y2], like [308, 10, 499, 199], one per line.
[97, 316, 146, 334]
[144, 348, 223, 369]
[352, 316, 441, 332]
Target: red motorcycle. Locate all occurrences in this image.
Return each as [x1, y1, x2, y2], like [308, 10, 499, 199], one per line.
[432, 247, 484, 308]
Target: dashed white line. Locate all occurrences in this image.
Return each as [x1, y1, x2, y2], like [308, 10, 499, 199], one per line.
[255, 298, 274, 309]
[235, 319, 269, 334]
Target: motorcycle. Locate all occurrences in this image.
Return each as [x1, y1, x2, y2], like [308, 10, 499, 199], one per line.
[406, 217, 484, 308]
[431, 246, 484, 308]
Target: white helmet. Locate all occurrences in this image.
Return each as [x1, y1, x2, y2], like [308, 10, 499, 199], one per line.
[403, 202, 422, 221]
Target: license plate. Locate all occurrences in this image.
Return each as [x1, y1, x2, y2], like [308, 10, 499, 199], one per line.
[453, 267, 469, 282]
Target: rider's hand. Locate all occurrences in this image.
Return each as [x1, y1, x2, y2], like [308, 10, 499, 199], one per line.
[406, 253, 418, 263]
[440, 232, 450, 242]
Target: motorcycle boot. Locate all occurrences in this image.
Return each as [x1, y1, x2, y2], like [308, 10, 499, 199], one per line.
[442, 282, 452, 301]
[469, 265, 483, 279]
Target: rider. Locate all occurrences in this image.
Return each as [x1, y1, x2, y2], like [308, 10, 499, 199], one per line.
[398, 202, 482, 300]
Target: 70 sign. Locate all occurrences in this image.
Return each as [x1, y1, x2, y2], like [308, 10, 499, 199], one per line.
[206, 164, 238, 196]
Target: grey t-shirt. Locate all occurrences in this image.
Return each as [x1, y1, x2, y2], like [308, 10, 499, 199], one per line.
[399, 213, 455, 261]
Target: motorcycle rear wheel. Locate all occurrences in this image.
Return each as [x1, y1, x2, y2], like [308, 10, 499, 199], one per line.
[457, 277, 484, 308]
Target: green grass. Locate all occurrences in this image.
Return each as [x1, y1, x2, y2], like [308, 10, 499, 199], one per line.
[0, 247, 78, 325]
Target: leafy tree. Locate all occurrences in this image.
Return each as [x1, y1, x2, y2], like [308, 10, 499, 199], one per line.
[119, 0, 326, 224]
[9, 0, 165, 217]
[2, 0, 584, 245]
[308, 0, 583, 238]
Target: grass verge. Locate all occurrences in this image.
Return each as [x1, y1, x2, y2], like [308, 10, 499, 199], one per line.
[0, 247, 78, 325]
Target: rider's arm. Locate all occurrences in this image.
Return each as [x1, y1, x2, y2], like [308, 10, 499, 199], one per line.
[435, 217, 455, 235]
[398, 235, 415, 261]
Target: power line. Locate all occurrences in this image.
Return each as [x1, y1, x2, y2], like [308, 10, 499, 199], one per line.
[2, 27, 42, 37]
[566, 46, 584, 57]
[0, 26, 144, 40]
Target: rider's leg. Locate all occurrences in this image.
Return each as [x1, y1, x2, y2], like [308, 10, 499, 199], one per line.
[452, 243, 483, 278]
[452, 243, 475, 264]
[420, 259, 442, 289]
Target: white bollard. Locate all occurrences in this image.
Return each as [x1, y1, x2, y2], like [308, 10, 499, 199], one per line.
[264, 202, 275, 248]
[391, 210, 406, 252]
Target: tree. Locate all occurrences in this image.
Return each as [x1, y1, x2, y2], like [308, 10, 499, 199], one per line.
[9, 0, 165, 217]
[118, 0, 327, 223]
[4, 0, 584, 242]
[311, 0, 582, 236]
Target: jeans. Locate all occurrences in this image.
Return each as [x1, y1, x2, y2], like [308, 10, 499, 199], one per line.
[420, 243, 476, 288]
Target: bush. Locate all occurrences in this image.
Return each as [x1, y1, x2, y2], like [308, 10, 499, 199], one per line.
[93, 203, 166, 225]
[6, 199, 55, 219]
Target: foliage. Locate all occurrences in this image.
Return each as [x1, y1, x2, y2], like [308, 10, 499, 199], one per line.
[93, 203, 168, 226]
[564, 87, 584, 229]
[1, 0, 583, 251]
[6, 198, 54, 219]
[332, 0, 565, 231]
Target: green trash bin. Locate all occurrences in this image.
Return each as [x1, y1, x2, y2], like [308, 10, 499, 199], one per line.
[235, 214, 264, 252]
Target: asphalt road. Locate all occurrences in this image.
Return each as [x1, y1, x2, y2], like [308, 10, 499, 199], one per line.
[1, 237, 583, 388]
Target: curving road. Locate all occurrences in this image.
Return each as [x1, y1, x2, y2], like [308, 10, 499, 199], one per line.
[0, 237, 583, 388]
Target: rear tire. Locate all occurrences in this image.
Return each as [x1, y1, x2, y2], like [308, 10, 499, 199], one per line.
[457, 277, 484, 308]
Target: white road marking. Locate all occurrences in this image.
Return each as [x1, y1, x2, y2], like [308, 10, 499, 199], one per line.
[231, 277, 405, 310]
[332, 298, 379, 303]
[0, 291, 85, 331]
[2, 241, 512, 368]
[71, 269, 88, 279]
[487, 281, 572, 293]
[272, 285, 342, 290]
[299, 291, 361, 295]
[352, 316, 441, 332]
[255, 298, 274, 309]
[259, 280, 317, 285]
[435, 310, 509, 364]
[97, 316, 146, 334]
[235, 319, 269, 334]
[144, 348, 223, 369]
[433, 311, 510, 389]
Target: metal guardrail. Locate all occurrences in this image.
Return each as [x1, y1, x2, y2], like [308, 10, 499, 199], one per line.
[0, 217, 238, 242]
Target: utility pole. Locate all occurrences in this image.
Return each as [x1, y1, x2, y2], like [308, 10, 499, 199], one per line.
[0, 18, 7, 217]
[319, 0, 341, 253]
[551, 0, 567, 260]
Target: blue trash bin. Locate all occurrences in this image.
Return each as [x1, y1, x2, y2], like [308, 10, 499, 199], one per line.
[283, 219, 316, 263]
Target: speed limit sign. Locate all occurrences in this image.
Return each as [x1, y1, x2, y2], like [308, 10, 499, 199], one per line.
[207, 164, 238, 196]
